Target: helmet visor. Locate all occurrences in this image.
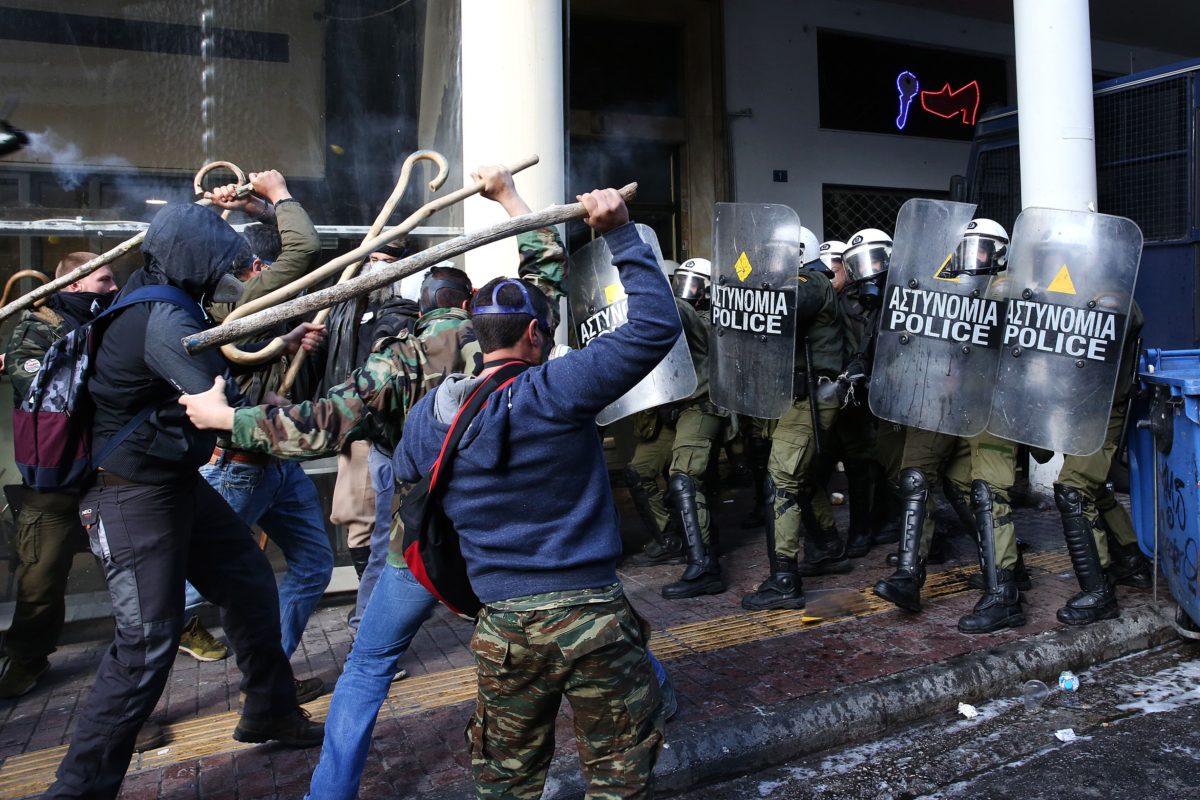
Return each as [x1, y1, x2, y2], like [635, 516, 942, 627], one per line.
[843, 245, 890, 283]
[954, 236, 1003, 275]
[671, 270, 708, 301]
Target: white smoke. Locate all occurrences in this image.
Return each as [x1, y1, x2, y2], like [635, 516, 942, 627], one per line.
[23, 129, 133, 190]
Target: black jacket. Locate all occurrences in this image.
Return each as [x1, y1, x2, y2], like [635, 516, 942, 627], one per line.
[89, 204, 245, 484]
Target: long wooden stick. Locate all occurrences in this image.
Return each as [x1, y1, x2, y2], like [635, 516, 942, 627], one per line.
[0, 183, 253, 323]
[183, 183, 638, 354]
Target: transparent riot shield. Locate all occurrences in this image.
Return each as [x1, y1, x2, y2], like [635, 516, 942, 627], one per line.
[568, 224, 697, 426]
[710, 203, 799, 419]
[987, 208, 1142, 455]
[868, 199, 998, 436]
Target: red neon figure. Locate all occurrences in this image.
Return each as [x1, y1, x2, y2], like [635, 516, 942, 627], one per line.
[920, 81, 981, 125]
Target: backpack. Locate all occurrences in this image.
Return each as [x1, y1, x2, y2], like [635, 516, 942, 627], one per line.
[399, 360, 529, 618]
[12, 285, 206, 491]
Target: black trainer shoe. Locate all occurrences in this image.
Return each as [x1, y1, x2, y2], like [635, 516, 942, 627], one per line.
[295, 677, 325, 704]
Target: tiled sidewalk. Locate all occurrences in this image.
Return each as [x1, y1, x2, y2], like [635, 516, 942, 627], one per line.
[0, 477, 1159, 798]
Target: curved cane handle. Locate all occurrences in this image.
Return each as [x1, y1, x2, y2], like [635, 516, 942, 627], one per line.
[193, 161, 248, 220]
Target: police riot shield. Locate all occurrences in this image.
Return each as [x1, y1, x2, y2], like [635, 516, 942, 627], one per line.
[868, 199, 999, 437]
[987, 208, 1142, 456]
[710, 203, 799, 419]
[568, 224, 698, 426]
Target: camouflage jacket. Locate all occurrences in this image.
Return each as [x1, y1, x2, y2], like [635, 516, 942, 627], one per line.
[228, 225, 567, 459]
[230, 329, 430, 458]
[5, 305, 69, 404]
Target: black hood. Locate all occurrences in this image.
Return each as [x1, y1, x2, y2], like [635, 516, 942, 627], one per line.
[140, 203, 250, 300]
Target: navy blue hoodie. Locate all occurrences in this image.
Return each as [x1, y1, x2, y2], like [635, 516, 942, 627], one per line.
[394, 223, 682, 603]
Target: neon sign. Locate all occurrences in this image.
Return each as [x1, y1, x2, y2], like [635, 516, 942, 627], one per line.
[895, 71, 981, 130]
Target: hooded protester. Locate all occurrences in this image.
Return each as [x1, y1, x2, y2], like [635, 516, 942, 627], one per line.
[45, 203, 324, 800]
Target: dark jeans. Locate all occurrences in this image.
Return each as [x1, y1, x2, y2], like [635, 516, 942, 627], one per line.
[2, 489, 82, 666]
[45, 476, 297, 799]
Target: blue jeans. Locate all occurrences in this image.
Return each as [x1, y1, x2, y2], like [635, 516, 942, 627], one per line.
[307, 565, 438, 800]
[348, 446, 395, 630]
[193, 459, 334, 657]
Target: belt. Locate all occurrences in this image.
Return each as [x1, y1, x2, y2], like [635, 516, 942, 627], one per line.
[95, 470, 140, 487]
[209, 446, 272, 467]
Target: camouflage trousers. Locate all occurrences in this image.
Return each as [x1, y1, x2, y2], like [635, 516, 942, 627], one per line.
[468, 596, 664, 798]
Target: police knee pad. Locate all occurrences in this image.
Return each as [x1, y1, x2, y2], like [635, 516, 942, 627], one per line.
[1054, 483, 1084, 516]
[970, 479, 994, 511]
[897, 468, 928, 499]
[668, 472, 698, 499]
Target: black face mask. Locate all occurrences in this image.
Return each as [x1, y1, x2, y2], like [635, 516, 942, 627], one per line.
[50, 291, 115, 327]
[857, 279, 883, 309]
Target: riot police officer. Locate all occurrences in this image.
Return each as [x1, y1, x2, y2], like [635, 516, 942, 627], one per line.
[742, 236, 848, 611]
[872, 219, 1029, 634]
[625, 258, 728, 599]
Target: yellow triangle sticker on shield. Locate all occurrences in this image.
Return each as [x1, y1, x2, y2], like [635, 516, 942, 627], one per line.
[933, 253, 960, 282]
[1047, 264, 1077, 294]
[604, 283, 626, 305]
[734, 251, 753, 282]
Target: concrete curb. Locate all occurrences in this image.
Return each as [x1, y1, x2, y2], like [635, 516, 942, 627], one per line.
[423, 602, 1178, 800]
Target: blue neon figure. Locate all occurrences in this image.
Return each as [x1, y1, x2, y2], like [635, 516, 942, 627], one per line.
[896, 71, 919, 129]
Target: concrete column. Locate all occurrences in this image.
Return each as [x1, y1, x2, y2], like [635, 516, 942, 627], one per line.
[1012, 0, 1097, 489]
[460, 0, 565, 286]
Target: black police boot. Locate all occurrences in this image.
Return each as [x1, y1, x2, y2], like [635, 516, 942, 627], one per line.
[844, 459, 874, 558]
[1055, 484, 1119, 625]
[348, 546, 371, 580]
[625, 467, 686, 566]
[873, 468, 928, 612]
[796, 526, 853, 576]
[662, 474, 726, 599]
[958, 481, 1026, 634]
[741, 555, 806, 610]
[1108, 539, 1153, 589]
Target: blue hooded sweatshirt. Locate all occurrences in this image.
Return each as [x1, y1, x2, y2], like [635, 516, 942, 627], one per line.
[394, 222, 682, 604]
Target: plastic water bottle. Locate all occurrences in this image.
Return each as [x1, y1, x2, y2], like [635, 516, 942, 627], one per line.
[1022, 679, 1050, 711]
[1058, 670, 1080, 692]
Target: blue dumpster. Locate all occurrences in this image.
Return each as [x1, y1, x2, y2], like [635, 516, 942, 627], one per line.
[1129, 348, 1200, 632]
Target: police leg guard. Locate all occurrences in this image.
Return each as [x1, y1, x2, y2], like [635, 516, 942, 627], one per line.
[844, 459, 874, 558]
[624, 467, 685, 566]
[1054, 484, 1118, 626]
[348, 546, 371, 580]
[958, 481, 1026, 634]
[662, 473, 725, 600]
[741, 478, 805, 610]
[873, 468, 928, 613]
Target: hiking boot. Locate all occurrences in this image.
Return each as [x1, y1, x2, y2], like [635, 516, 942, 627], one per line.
[134, 721, 169, 753]
[295, 677, 325, 704]
[0, 657, 50, 699]
[177, 617, 228, 662]
[233, 706, 324, 748]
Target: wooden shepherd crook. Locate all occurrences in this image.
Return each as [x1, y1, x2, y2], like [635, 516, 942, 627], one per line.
[183, 183, 639, 354]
